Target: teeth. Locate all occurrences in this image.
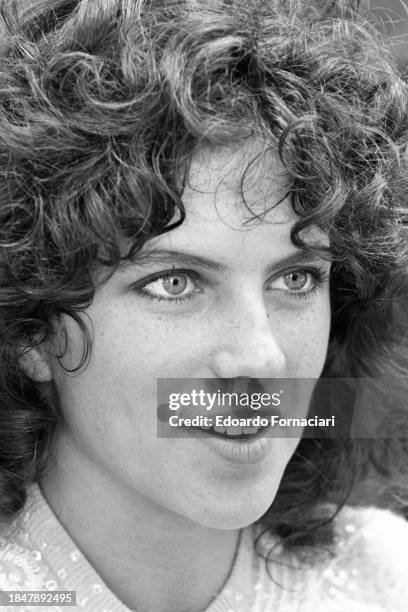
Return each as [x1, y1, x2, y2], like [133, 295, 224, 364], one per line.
[242, 425, 259, 435]
[202, 423, 264, 438]
[225, 425, 242, 437]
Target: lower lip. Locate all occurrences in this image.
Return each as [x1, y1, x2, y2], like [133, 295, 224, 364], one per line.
[187, 427, 275, 465]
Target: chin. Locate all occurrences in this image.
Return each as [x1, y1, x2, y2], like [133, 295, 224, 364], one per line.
[189, 487, 279, 531]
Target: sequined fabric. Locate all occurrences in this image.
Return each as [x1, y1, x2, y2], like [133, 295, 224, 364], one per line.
[0, 485, 407, 611]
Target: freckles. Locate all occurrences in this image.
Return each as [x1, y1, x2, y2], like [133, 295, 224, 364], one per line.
[280, 301, 330, 373]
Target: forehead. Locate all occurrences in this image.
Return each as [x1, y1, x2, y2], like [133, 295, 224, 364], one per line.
[184, 140, 290, 227]
[114, 141, 329, 275]
[135, 142, 329, 267]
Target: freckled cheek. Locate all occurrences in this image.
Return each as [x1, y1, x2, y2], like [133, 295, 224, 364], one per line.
[266, 296, 329, 372]
[287, 305, 331, 376]
[144, 314, 211, 359]
[91, 313, 210, 382]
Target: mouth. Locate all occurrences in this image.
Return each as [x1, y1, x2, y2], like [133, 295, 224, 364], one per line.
[192, 422, 269, 441]
[189, 418, 276, 467]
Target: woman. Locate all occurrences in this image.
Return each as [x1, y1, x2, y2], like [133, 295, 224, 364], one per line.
[0, 0, 408, 610]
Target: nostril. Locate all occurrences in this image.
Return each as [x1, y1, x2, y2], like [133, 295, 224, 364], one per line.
[205, 378, 237, 394]
[247, 378, 267, 395]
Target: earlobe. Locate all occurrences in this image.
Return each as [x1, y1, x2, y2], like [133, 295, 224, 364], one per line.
[19, 348, 53, 383]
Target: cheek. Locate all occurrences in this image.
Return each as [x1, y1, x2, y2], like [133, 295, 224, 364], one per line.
[281, 299, 331, 377]
[99, 306, 212, 382]
[56, 306, 208, 410]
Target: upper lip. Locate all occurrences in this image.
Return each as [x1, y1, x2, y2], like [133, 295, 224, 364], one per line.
[205, 377, 267, 395]
[159, 377, 281, 422]
[170, 377, 283, 421]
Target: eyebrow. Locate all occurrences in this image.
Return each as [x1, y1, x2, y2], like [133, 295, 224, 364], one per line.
[120, 247, 332, 275]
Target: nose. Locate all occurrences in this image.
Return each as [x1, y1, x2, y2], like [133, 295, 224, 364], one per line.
[210, 298, 287, 379]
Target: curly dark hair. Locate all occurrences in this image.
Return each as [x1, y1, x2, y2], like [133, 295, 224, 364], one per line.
[0, 0, 408, 550]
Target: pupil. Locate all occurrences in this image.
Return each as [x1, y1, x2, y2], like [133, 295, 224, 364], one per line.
[286, 272, 307, 290]
[163, 274, 187, 295]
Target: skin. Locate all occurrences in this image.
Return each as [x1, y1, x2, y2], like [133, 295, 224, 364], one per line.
[26, 142, 332, 612]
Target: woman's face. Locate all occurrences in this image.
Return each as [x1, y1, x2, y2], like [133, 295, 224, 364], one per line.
[45, 143, 332, 529]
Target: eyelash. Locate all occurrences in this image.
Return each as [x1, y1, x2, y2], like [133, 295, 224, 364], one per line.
[136, 268, 201, 305]
[133, 266, 329, 305]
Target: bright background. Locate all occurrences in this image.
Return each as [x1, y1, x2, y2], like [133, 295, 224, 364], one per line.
[370, 0, 408, 68]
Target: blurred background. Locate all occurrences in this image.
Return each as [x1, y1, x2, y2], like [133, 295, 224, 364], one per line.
[332, 2, 408, 513]
[370, 0, 408, 70]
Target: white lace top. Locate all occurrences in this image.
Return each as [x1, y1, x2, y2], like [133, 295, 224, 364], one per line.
[0, 484, 407, 611]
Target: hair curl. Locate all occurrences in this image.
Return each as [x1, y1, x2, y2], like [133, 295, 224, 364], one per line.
[0, 0, 408, 550]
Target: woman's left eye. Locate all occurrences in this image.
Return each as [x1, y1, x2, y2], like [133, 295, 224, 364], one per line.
[266, 268, 327, 298]
[137, 270, 201, 303]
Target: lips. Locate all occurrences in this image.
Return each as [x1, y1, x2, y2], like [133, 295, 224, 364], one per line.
[194, 422, 268, 440]
[157, 376, 285, 438]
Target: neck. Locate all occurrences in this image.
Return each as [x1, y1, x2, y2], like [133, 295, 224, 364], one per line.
[40, 440, 240, 612]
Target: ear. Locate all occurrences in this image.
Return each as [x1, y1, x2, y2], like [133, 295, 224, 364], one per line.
[19, 347, 53, 383]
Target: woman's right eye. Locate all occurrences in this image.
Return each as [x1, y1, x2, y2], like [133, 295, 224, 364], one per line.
[135, 270, 202, 304]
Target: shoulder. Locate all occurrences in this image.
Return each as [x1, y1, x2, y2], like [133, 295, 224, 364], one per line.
[334, 504, 408, 568]
[0, 515, 65, 612]
[253, 505, 408, 611]
[0, 527, 50, 592]
[0, 489, 57, 594]
[322, 505, 408, 610]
